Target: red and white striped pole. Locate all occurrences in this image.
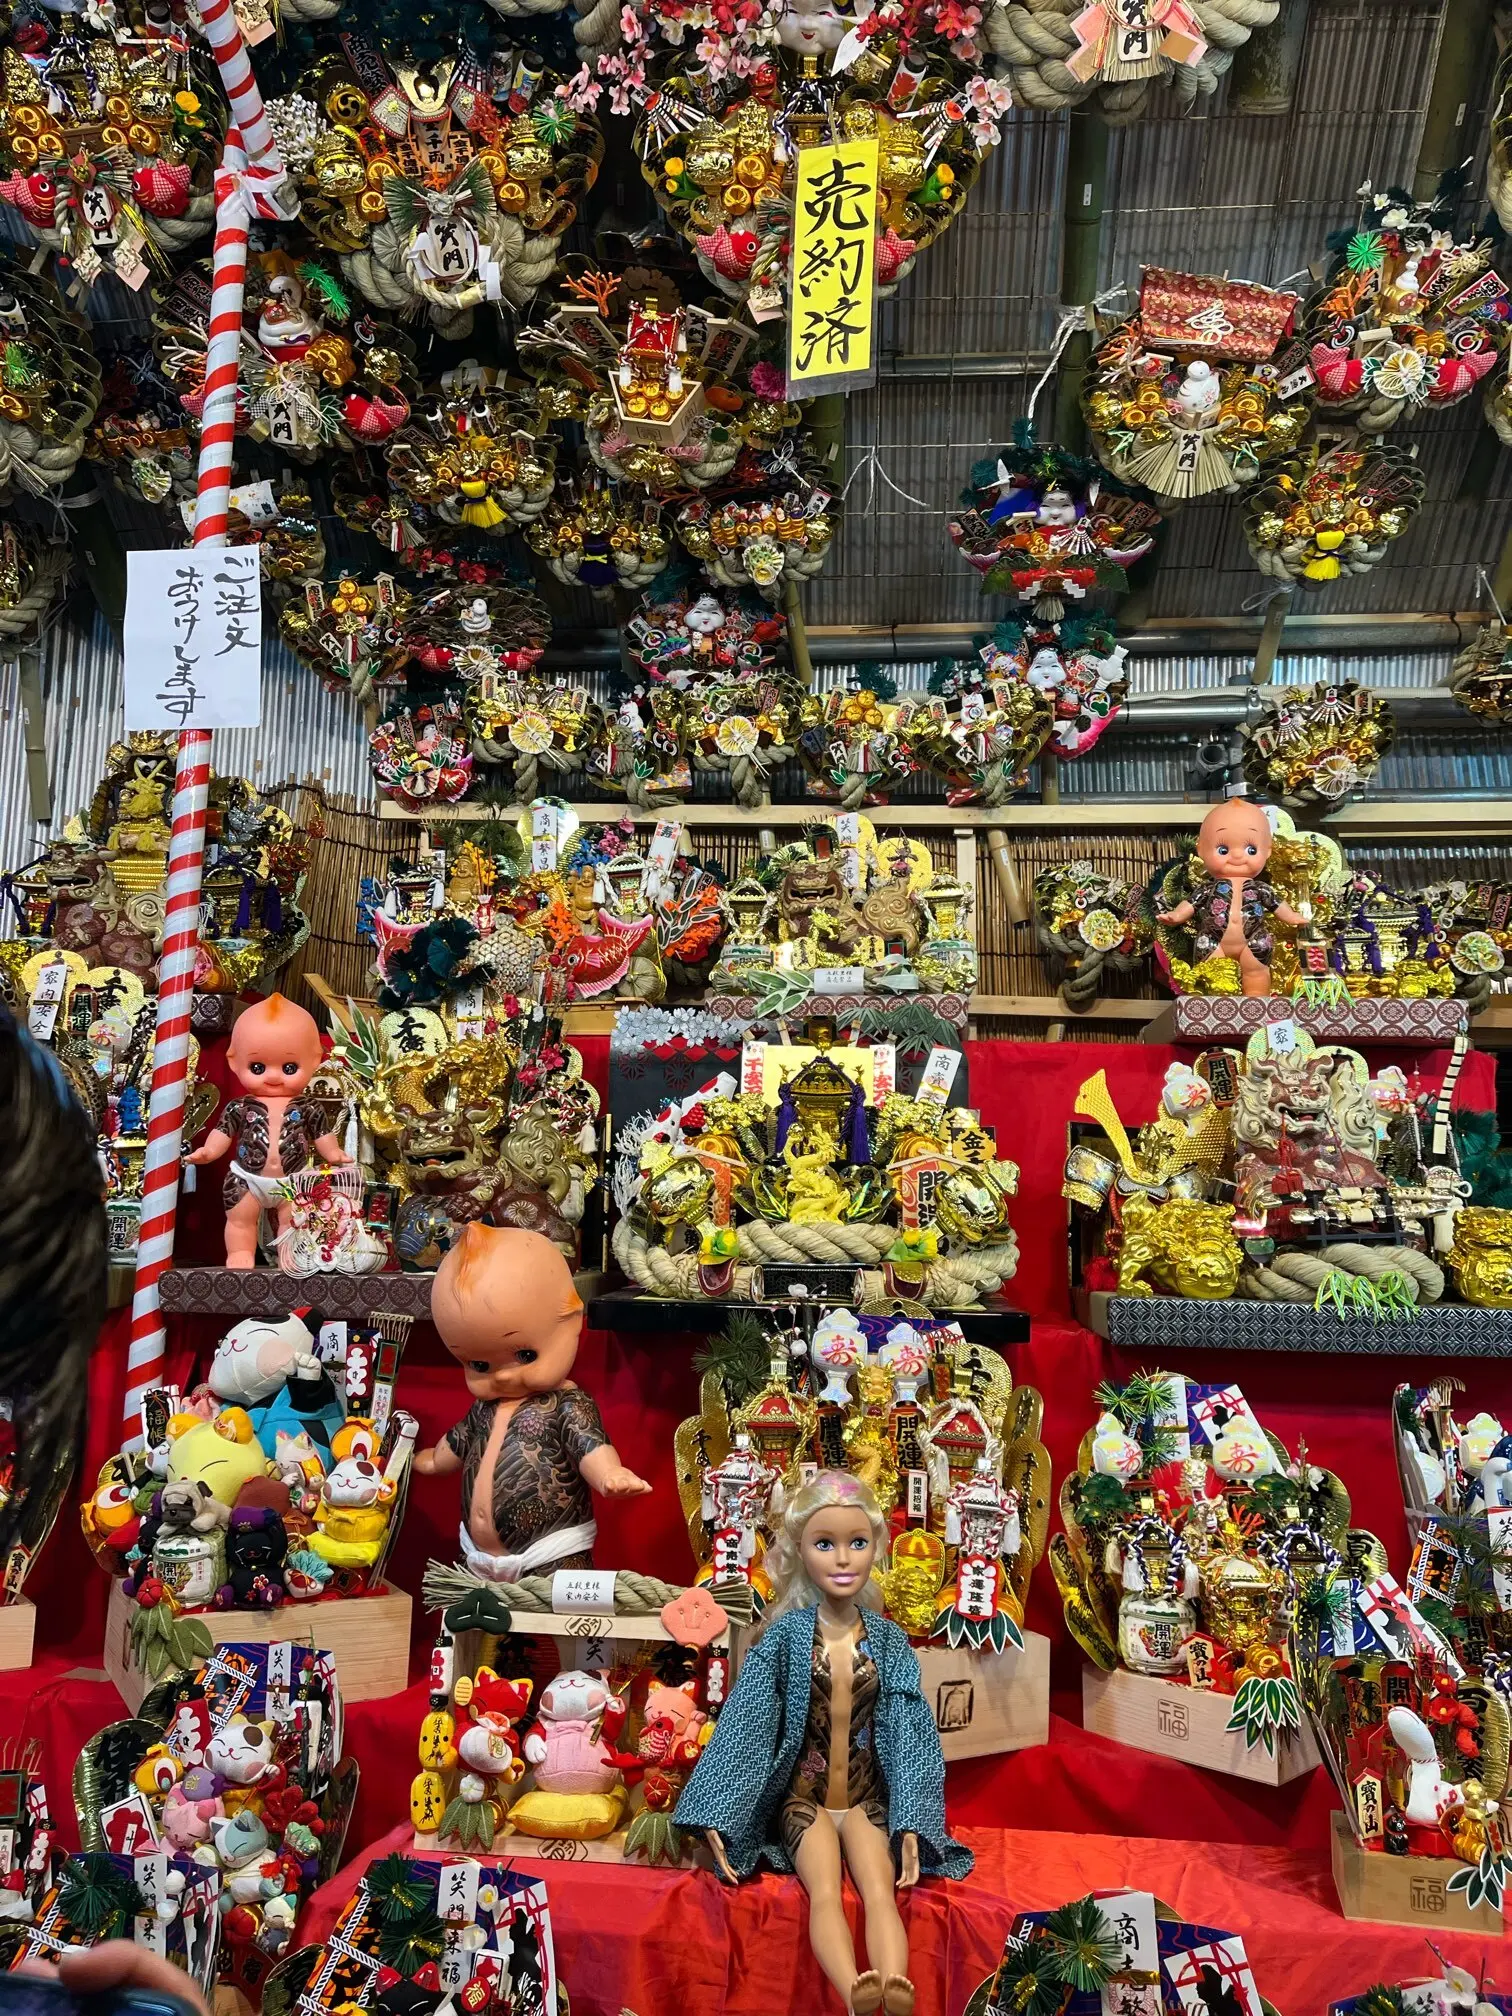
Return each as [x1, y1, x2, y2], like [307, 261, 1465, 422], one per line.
[124, 73, 295, 1434]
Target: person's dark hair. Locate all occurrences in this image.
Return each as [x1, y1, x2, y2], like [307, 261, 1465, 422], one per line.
[0, 1006, 107, 1577]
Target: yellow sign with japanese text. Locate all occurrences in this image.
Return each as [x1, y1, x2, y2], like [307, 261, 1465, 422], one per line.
[787, 137, 879, 393]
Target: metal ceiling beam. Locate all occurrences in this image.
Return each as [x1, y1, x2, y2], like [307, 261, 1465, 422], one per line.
[538, 611, 1481, 669]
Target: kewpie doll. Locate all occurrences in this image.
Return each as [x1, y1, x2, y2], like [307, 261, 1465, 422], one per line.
[187, 994, 349, 1268]
[676, 1472, 970, 2016]
[415, 1224, 650, 1579]
[1157, 798, 1302, 997]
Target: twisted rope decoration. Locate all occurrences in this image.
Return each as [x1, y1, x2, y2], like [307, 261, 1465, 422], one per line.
[1240, 1242, 1445, 1304]
[690, 745, 791, 810]
[0, 548, 69, 642]
[1123, 1513, 1185, 1595]
[423, 1560, 686, 1614]
[984, 0, 1278, 121]
[611, 1218, 1019, 1308]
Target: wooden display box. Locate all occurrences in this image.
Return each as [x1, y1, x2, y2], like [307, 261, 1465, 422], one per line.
[920, 1631, 1050, 1762]
[1330, 1812, 1501, 1933]
[0, 1597, 35, 1671]
[1081, 1666, 1320, 1786]
[104, 1575, 411, 1710]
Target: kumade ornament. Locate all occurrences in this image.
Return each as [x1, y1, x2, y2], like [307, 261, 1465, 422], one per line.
[0, 29, 220, 290]
[604, 0, 1010, 329]
[1243, 440, 1424, 588]
[0, 250, 103, 497]
[1241, 680, 1395, 807]
[1302, 175, 1509, 433]
[948, 422, 1162, 615]
[274, 46, 602, 336]
[150, 251, 417, 461]
[1081, 269, 1309, 503]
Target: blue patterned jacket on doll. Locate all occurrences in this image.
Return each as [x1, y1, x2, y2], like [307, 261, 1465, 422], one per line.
[673, 1604, 973, 1882]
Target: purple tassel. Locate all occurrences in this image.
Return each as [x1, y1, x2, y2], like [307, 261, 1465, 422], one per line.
[774, 1083, 797, 1153]
[262, 883, 283, 934]
[235, 878, 254, 933]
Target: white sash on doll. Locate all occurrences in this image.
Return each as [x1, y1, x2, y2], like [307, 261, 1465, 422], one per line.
[230, 1161, 290, 1206]
[458, 1519, 598, 1583]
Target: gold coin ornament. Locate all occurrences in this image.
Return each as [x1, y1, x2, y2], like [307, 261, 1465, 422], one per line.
[573, 0, 1010, 328]
[1081, 267, 1310, 504]
[0, 26, 221, 292]
[269, 46, 603, 334]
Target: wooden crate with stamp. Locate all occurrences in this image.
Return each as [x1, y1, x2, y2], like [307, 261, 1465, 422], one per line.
[920, 1633, 1051, 1762]
[1330, 1813, 1502, 1934]
[1082, 1666, 1320, 1786]
[414, 1595, 731, 1867]
[0, 1597, 34, 1672]
[103, 1575, 413, 1711]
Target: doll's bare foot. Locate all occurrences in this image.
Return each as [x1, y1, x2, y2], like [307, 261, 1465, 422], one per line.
[850, 1972, 883, 2015]
[881, 1977, 915, 2016]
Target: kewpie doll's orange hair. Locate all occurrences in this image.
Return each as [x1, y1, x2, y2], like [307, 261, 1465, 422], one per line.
[450, 1222, 584, 1316]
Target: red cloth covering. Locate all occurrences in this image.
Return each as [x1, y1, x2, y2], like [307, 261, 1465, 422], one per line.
[299, 1818, 1511, 2016]
[7, 1039, 1504, 1988]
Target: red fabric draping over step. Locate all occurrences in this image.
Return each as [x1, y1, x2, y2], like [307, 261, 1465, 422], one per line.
[7, 1038, 1503, 2014]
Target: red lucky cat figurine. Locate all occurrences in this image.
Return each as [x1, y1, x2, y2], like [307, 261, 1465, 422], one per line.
[415, 1223, 650, 1580]
[187, 994, 350, 1268]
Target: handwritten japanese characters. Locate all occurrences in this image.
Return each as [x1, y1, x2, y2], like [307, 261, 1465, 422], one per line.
[124, 548, 263, 731]
[788, 141, 879, 393]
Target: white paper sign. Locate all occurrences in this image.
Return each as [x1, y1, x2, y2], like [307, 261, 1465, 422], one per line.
[552, 1567, 617, 1614]
[124, 547, 262, 731]
[26, 959, 67, 1040]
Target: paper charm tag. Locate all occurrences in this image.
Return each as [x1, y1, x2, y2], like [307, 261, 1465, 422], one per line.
[740, 1042, 766, 1099]
[1263, 1018, 1298, 1055]
[316, 1320, 348, 1364]
[552, 1567, 617, 1614]
[834, 812, 863, 890]
[100, 1790, 160, 1854]
[27, 960, 67, 1041]
[133, 1852, 170, 1954]
[439, 1926, 474, 1992]
[453, 982, 487, 1040]
[1093, 1891, 1158, 1978]
[1186, 1382, 1264, 1450]
[437, 1858, 482, 1923]
[265, 1639, 294, 1720]
[165, 1696, 213, 1766]
[916, 1046, 961, 1106]
[1165, 1937, 1262, 2016]
[870, 1042, 897, 1102]
[531, 801, 562, 872]
[1488, 1504, 1512, 1612]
